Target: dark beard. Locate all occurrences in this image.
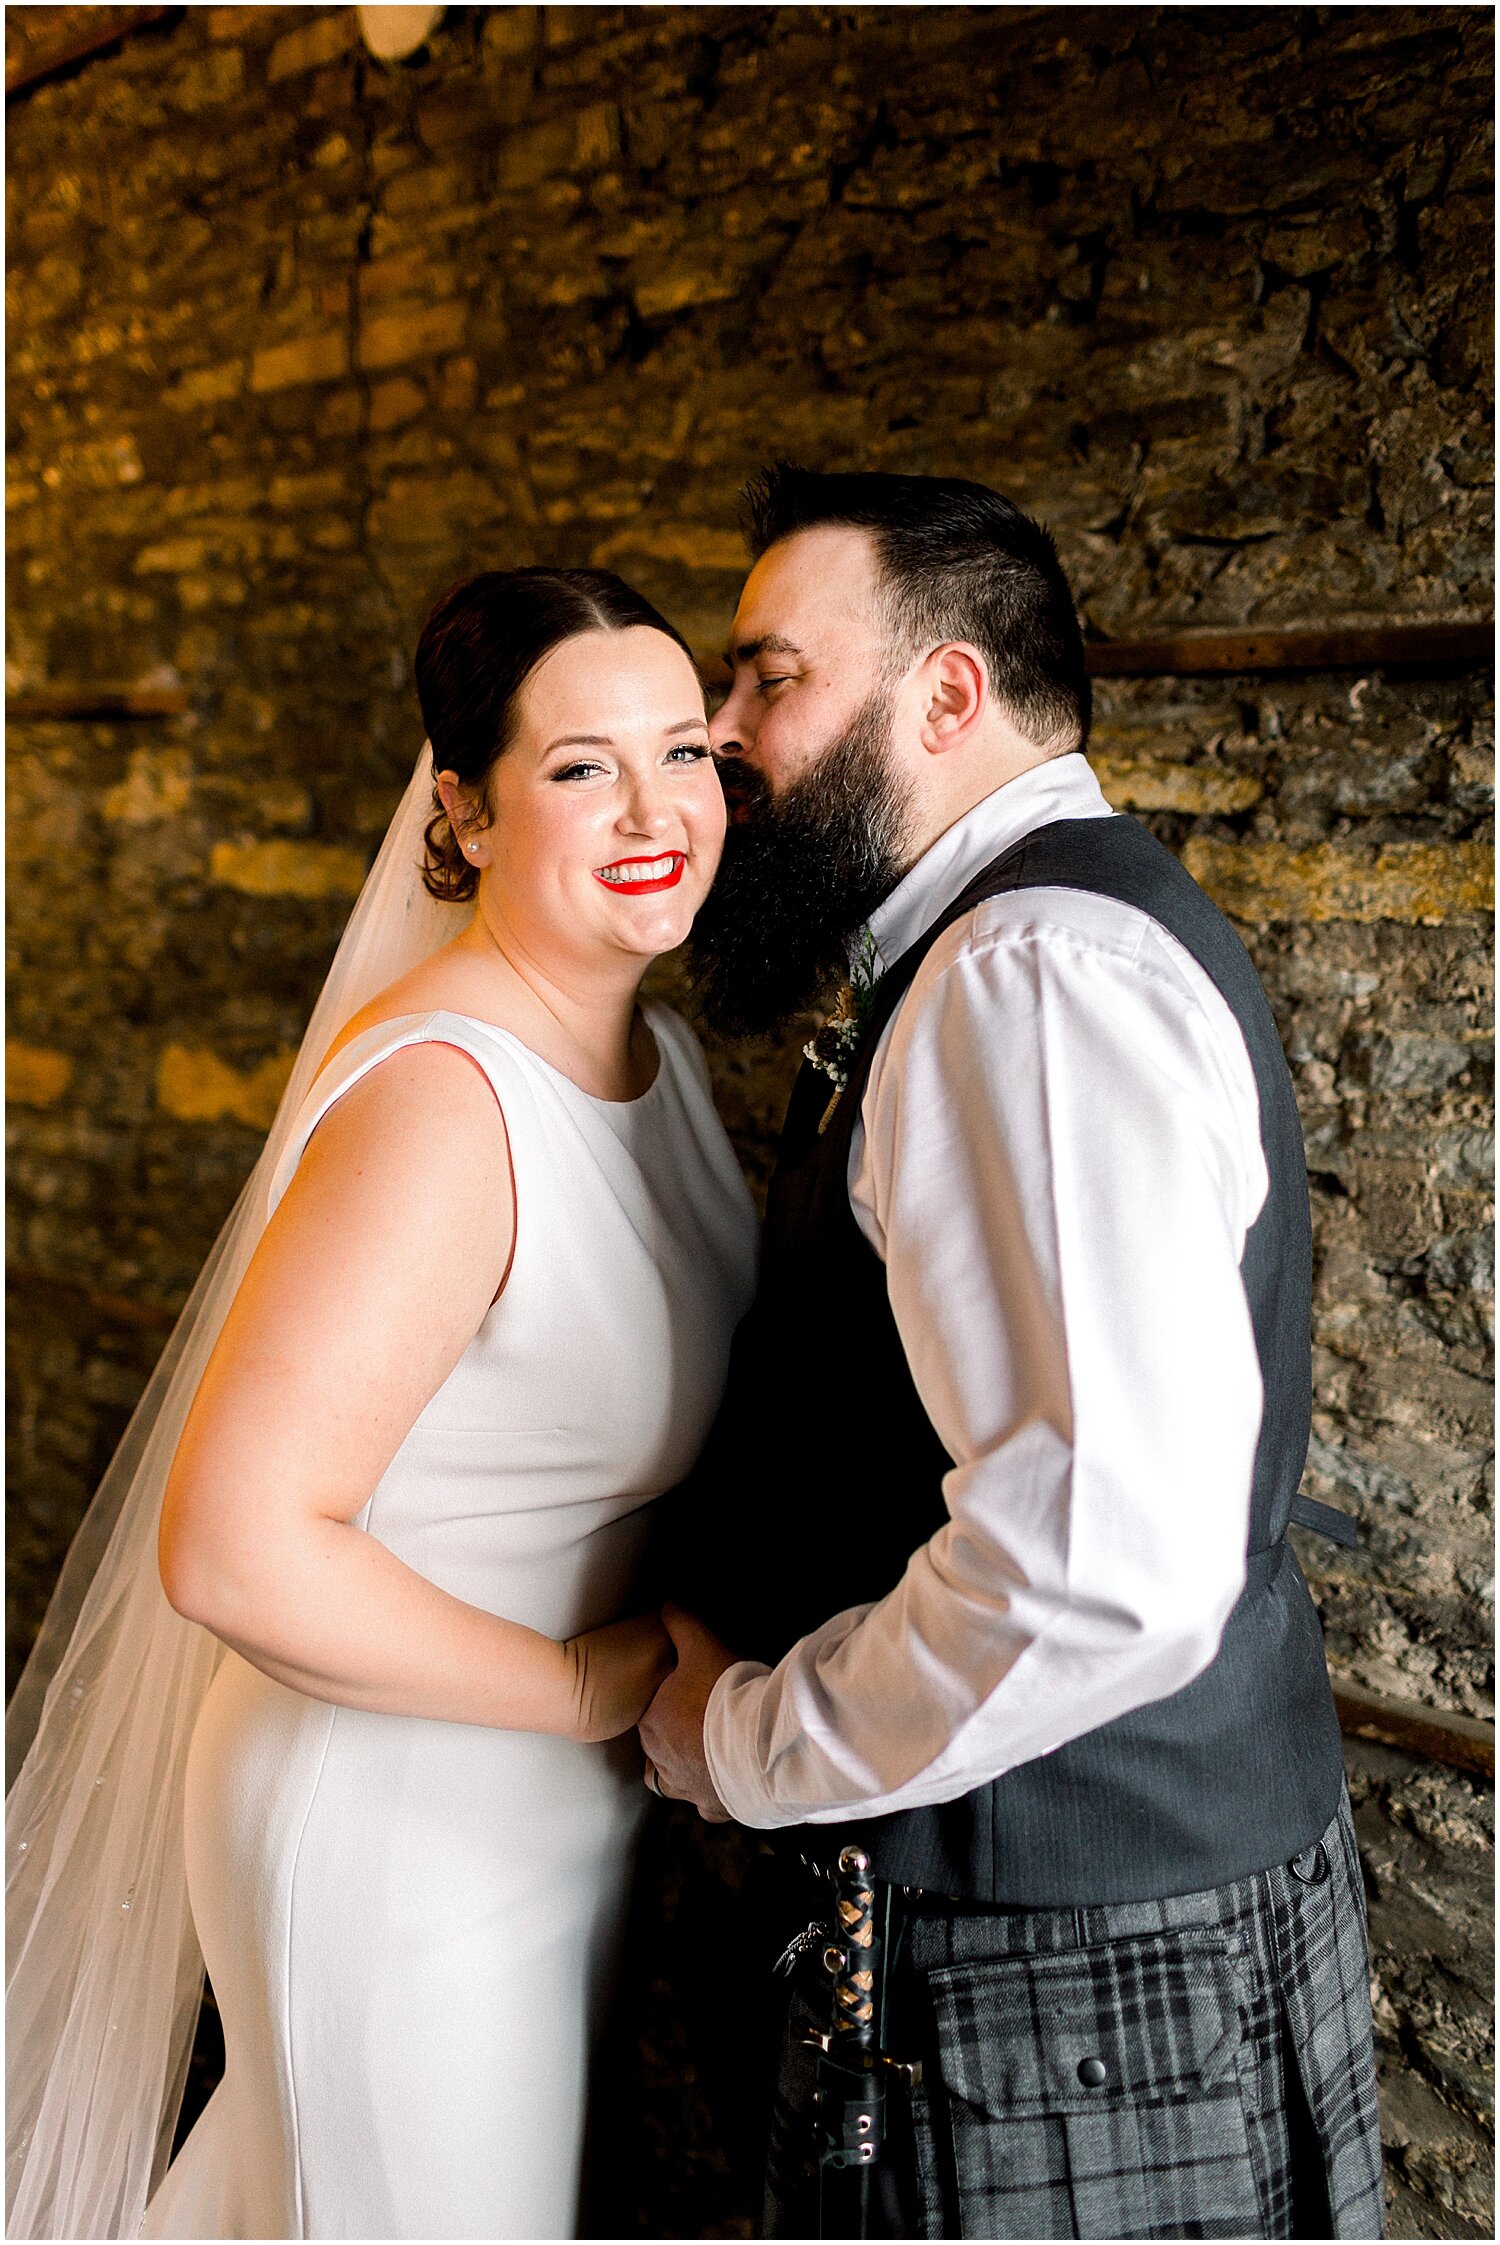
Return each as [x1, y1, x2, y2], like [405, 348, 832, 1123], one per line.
[688, 690, 911, 1038]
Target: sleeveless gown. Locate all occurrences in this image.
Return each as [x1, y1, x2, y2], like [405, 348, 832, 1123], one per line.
[139, 1004, 757, 2241]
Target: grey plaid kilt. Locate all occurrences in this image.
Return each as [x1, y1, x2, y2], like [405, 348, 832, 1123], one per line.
[764, 1793, 1384, 2240]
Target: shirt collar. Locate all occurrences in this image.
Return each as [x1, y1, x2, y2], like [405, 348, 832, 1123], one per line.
[860, 756, 1116, 974]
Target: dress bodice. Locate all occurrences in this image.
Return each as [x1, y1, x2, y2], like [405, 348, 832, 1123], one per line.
[264, 1002, 758, 1639]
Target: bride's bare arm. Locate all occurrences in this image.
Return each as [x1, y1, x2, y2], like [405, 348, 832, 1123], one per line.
[158, 1042, 670, 1741]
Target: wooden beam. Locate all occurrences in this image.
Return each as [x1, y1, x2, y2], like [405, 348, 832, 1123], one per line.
[24, 634, 1487, 713]
[1333, 1679, 1495, 1781]
[6, 7, 179, 99]
[8, 685, 189, 721]
[1085, 622, 1493, 677]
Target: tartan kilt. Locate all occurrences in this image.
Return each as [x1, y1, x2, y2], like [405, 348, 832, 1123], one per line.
[764, 1792, 1384, 2241]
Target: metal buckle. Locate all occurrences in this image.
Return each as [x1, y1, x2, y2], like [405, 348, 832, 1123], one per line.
[1288, 1839, 1331, 1887]
[773, 1919, 827, 1978]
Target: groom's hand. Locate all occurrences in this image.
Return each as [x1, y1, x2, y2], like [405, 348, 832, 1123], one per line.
[637, 1603, 737, 1823]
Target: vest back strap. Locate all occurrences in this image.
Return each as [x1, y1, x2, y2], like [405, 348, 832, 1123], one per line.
[1288, 1494, 1360, 1549]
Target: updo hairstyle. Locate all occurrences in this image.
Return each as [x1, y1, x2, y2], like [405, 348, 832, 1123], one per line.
[415, 567, 696, 904]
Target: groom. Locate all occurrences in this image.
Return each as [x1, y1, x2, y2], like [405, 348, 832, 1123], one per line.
[639, 466, 1385, 2239]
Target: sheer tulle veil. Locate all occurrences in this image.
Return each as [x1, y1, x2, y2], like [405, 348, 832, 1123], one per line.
[6, 747, 464, 2239]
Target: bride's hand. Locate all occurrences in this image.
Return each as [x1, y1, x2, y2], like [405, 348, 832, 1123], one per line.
[563, 1612, 674, 1743]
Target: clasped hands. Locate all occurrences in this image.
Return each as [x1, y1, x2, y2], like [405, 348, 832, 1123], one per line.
[636, 1602, 738, 1823]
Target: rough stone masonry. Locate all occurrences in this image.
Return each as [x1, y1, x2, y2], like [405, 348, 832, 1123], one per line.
[5, 5, 1492, 2234]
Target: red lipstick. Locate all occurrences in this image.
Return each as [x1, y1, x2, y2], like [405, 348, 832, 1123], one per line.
[592, 851, 687, 895]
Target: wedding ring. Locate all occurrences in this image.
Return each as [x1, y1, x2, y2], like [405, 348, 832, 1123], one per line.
[645, 1765, 662, 1797]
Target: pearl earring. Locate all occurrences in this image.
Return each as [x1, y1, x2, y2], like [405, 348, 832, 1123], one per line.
[465, 843, 480, 856]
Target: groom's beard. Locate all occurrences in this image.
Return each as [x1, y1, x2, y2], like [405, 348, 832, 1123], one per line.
[688, 689, 912, 1038]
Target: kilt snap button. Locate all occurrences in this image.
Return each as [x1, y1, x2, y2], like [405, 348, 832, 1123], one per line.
[1076, 2056, 1108, 2087]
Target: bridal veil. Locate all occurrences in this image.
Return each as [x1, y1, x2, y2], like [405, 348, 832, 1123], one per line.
[6, 749, 461, 2240]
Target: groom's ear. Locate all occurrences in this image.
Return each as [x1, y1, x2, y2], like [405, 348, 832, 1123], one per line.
[917, 642, 989, 756]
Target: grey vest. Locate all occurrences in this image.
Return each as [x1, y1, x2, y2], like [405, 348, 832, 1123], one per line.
[674, 813, 1349, 1906]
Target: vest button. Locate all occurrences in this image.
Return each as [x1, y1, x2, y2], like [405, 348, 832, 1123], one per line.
[1077, 2056, 1108, 2087]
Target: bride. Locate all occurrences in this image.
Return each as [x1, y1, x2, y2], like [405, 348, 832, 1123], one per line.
[6, 568, 757, 2240]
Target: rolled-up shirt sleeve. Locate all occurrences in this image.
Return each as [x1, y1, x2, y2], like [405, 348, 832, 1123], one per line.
[703, 890, 1269, 1828]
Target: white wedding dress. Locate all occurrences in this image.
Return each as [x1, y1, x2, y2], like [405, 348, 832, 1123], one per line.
[138, 1002, 757, 2242]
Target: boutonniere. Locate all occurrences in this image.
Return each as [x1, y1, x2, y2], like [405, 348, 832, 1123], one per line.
[803, 931, 884, 1123]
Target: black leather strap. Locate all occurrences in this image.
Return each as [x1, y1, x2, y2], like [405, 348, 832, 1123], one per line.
[1288, 1494, 1360, 1549]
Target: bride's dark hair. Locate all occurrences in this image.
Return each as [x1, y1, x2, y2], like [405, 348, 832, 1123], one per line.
[414, 566, 696, 902]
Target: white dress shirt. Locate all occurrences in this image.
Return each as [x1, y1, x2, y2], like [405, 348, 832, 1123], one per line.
[703, 755, 1270, 1828]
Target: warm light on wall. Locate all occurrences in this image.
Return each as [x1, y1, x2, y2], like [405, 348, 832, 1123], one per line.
[356, 6, 445, 62]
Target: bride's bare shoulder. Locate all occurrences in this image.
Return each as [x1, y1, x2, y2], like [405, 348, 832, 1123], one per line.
[317, 944, 492, 1073]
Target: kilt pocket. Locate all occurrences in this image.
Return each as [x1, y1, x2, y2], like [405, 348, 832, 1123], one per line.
[912, 1929, 1263, 2240]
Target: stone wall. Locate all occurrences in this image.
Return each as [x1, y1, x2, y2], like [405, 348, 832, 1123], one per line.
[6, 7, 1492, 2233]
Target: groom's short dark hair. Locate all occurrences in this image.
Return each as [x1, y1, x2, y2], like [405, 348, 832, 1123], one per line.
[741, 464, 1091, 754]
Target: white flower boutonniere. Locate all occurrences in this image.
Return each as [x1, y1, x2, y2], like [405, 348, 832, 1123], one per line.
[803, 931, 884, 1118]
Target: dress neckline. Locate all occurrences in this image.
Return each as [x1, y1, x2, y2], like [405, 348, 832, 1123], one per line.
[319, 1005, 666, 1111]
